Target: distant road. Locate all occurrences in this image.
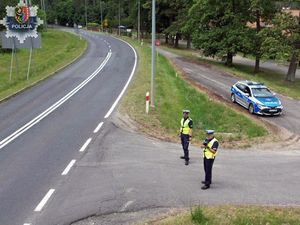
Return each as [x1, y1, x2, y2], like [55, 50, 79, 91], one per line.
[0, 29, 137, 225]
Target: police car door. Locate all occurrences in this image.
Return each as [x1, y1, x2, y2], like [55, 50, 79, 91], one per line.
[241, 86, 251, 108]
[235, 84, 248, 108]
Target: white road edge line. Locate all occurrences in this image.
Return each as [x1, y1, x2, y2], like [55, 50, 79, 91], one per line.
[120, 200, 134, 212]
[79, 138, 92, 152]
[0, 52, 112, 151]
[104, 38, 138, 118]
[93, 122, 104, 133]
[61, 159, 76, 176]
[34, 189, 55, 212]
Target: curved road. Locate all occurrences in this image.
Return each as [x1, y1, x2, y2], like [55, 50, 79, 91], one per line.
[1, 32, 300, 225]
[0, 30, 136, 225]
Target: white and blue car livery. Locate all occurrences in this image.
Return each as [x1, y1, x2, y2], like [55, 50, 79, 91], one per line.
[231, 81, 283, 116]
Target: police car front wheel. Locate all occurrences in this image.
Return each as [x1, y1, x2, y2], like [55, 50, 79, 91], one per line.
[231, 94, 236, 103]
[248, 104, 254, 114]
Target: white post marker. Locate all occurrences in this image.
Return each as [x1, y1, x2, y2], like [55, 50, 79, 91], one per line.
[146, 92, 150, 114]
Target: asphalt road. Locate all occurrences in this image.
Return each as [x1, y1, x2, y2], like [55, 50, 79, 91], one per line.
[0, 30, 136, 225]
[46, 117, 300, 225]
[158, 49, 300, 136]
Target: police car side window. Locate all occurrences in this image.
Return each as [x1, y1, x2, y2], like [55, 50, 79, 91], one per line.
[236, 84, 245, 92]
[244, 87, 251, 96]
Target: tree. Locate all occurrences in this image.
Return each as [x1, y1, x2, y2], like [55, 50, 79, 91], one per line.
[164, 0, 194, 48]
[249, 0, 277, 73]
[260, 12, 300, 82]
[187, 0, 252, 66]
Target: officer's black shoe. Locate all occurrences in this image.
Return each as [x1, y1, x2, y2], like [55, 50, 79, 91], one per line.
[180, 156, 185, 159]
[201, 181, 206, 184]
[185, 161, 189, 166]
[201, 185, 210, 190]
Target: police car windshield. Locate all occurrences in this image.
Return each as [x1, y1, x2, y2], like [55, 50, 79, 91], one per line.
[251, 88, 273, 98]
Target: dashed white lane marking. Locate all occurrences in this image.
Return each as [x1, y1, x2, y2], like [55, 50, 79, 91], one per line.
[93, 122, 104, 133]
[104, 38, 138, 118]
[61, 160, 76, 175]
[120, 200, 134, 212]
[23, 223, 31, 225]
[34, 189, 55, 212]
[0, 51, 112, 151]
[79, 138, 92, 152]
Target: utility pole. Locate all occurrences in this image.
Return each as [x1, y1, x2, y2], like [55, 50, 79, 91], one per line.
[151, 0, 156, 107]
[40, 0, 47, 31]
[118, 0, 121, 36]
[137, 0, 141, 41]
[99, 0, 103, 31]
[85, 0, 88, 29]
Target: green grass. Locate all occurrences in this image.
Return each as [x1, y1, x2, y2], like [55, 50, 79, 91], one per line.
[160, 45, 300, 100]
[146, 206, 300, 225]
[119, 38, 267, 143]
[0, 29, 87, 100]
[191, 208, 208, 225]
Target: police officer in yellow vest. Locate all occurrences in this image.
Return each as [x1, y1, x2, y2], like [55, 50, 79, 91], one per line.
[201, 130, 219, 190]
[179, 110, 193, 166]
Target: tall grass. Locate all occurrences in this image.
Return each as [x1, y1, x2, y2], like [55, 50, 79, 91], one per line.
[190, 207, 208, 225]
[147, 206, 300, 225]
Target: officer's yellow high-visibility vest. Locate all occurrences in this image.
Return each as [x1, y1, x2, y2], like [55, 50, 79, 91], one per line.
[203, 138, 218, 159]
[181, 118, 191, 135]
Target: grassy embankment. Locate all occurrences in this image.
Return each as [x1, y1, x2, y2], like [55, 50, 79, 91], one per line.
[143, 206, 300, 225]
[160, 45, 300, 100]
[119, 37, 268, 144]
[0, 29, 87, 100]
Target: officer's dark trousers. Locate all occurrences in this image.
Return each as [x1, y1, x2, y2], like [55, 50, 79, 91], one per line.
[204, 157, 214, 185]
[181, 134, 190, 161]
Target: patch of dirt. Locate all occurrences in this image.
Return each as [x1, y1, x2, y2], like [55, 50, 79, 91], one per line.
[112, 111, 180, 144]
[71, 207, 172, 225]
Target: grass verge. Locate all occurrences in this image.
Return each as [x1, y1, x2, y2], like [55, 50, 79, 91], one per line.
[160, 45, 300, 100]
[119, 37, 267, 144]
[0, 29, 87, 101]
[144, 206, 300, 225]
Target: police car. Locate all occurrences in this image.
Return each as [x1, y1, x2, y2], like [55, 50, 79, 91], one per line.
[231, 81, 283, 115]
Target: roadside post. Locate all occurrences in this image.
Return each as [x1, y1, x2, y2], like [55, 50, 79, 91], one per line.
[26, 37, 33, 80]
[146, 92, 150, 114]
[155, 39, 160, 58]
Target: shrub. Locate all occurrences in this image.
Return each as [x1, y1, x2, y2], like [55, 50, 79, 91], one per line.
[191, 207, 208, 225]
